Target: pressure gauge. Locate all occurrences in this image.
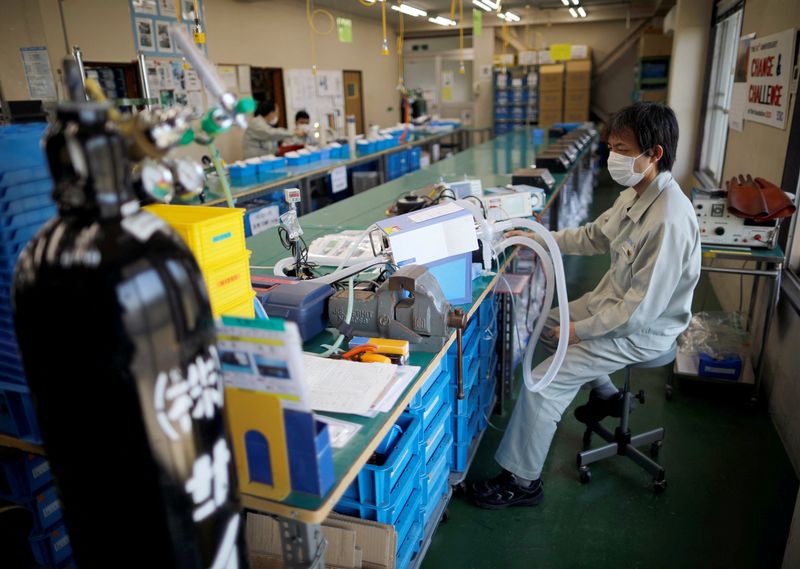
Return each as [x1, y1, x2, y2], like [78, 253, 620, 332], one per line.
[171, 159, 206, 198]
[140, 160, 175, 203]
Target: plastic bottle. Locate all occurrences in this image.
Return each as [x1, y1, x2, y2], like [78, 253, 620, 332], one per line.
[12, 101, 248, 568]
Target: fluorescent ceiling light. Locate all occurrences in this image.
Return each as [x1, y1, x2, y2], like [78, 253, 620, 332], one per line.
[429, 15, 457, 26]
[569, 7, 578, 17]
[561, 0, 570, 5]
[392, 3, 427, 17]
[577, 6, 586, 17]
[500, 11, 520, 22]
[571, 0, 579, 5]
[472, 0, 493, 11]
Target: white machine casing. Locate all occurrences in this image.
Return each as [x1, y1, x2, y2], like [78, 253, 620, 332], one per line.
[481, 189, 534, 221]
[692, 189, 778, 248]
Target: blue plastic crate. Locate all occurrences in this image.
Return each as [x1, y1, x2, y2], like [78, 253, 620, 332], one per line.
[0, 177, 52, 202]
[335, 454, 421, 523]
[407, 360, 446, 411]
[0, 124, 49, 172]
[394, 486, 422, 556]
[420, 432, 452, 502]
[0, 204, 56, 230]
[0, 381, 41, 442]
[410, 375, 449, 439]
[0, 167, 49, 191]
[397, 519, 423, 569]
[450, 383, 480, 445]
[0, 453, 52, 500]
[408, 147, 421, 171]
[341, 414, 421, 508]
[24, 483, 64, 533]
[29, 523, 72, 568]
[449, 359, 480, 418]
[421, 401, 450, 468]
[451, 423, 479, 473]
[422, 473, 449, 532]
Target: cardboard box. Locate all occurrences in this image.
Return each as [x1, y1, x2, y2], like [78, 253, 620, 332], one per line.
[494, 53, 515, 66]
[538, 107, 563, 125]
[247, 511, 396, 569]
[639, 88, 668, 102]
[538, 64, 564, 92]
[563, 108, 589, 122]
[571, 45, 591, 60]
[638, 31, 673, 58]
[564, 89, 590, 111]
[518, 51, 538, 65]
[565, 60, 591, 91]
[538, 90, 564, 111]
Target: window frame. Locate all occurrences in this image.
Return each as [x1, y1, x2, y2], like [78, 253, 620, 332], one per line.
[694, 0, 745, 188]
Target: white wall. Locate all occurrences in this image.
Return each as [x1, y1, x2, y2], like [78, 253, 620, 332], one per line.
[666, 0, 713, 191]
[1, 0, 399, 162]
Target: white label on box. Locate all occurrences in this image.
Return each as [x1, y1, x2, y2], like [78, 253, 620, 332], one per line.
[249, 205, 280, 236]
[538, 50, 554, 64]
[330, 166, 348, 194]
[571, 45, 589, 59]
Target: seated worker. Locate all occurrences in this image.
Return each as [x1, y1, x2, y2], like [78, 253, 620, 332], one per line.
[472, 102, 701, 509]
[283, 110, 312, 146]
[242, 100, 304, 158]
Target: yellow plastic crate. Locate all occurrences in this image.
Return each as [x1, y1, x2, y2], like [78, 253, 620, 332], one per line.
[204, 251, 253, 315]
[145, 204, 246, 269]
[217, 291, 256, 319]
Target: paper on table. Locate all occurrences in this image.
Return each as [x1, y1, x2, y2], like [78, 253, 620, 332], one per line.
[315, 415, 362, 448]
[373, 365, 421, 414]
[302, 355, 397, 416]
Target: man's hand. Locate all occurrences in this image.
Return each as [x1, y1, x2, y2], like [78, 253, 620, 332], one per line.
[552, 323, 580, 345]
[504, 229, 534, 239]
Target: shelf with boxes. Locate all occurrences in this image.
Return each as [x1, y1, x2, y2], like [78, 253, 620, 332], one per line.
[539, 59, 592, 126]
[633, 30, 673, 103]
[494, 67, 540, 136]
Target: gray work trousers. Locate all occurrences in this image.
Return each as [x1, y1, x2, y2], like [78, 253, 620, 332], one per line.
[494, 295, 666, 480]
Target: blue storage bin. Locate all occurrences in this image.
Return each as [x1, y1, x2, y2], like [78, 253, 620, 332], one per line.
[450, 379, 480, 444]
[422, 471, 449, 531]
[409, 147, 421, 171]
[394, 486, 422, 556]
[319, 148, 332, 161]
[451, 419, 479, 473]
[406, 360, 446, 411]
[420, 432, 452, 501]
[335, 454, 421, 523]
[0, 381, 41, 443]
[397, 519, 423, 569]
[285, 152, 304, 166]
[0, 124, 48, 172]
[355, 140, 371, 157]
[0, 168, 49, 193]
[0, 453, 52, 500]
[0, 204, 56, 230]
[421, 401, 450, 467]
[307, 149, 322, 163]
[340, 145, 351, 160]
[264, 156, 287, 170]
[341, 414, 421, 507]
[25, 483, 63, 533]
[29, 523, 72, 568]
[0, 178, 52, 204]
[407, 376, 448, 441]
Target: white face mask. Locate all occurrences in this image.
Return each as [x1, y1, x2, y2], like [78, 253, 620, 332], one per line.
[267, 115, 279, 126]
[607, 150, 653, 187]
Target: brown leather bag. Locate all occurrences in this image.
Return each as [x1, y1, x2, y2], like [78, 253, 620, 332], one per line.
[726, 174, 796, 221]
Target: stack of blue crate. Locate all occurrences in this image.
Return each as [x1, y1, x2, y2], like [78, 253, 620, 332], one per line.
[405, 360, 452, 535]
[0, 123, 55, 445]
[447, 316, 484, 473]
[0, 453, 73, 567]
[407, 147, 422, 172]
[335, 414, 423, 569]
[476, 292, 500, 431]
[0, 123, 76, 568]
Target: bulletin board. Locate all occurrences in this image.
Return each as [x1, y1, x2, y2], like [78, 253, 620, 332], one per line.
[283, 69, 346, 132]
[128, 0, 207, 58]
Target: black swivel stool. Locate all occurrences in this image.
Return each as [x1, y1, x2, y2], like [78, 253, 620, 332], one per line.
[576, 343, 676, 493]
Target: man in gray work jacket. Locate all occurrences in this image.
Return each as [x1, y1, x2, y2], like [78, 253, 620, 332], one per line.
[472, 102, 701, 509]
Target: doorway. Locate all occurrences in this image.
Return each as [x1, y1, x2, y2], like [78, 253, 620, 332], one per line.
[250, 67, 287, 128]
[343, 70, 365, 134]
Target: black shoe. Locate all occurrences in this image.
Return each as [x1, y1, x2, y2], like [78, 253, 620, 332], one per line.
[471, 475, 544, 510]
[574, 392, 627, 424]
[470, 469, 513, 498]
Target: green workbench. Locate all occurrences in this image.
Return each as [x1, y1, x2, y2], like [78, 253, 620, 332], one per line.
[239, 127, 595, 524]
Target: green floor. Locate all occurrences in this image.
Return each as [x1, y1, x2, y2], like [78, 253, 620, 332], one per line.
[421, 178, 798, 569]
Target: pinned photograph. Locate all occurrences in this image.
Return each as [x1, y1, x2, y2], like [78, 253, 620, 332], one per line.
[156, 22, 173, 52]
[136, 18, 155, 51]
[132, 0, 157, 15]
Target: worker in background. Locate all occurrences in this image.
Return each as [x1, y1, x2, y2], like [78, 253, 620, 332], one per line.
[283, 110, 312, 147]
[471, 102, 701, 509]
[242, 100, 304, 158]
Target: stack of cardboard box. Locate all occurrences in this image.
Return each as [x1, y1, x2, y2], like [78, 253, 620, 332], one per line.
[538, 64, 564, 126]
[564, 60, 592, 122]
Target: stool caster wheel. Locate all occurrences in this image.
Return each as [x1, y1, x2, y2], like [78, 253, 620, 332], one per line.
[582, 430, 592, 451]
[650, 441, 662, 459]
[579, 466, 592, 484]
[653, 479, 667, 494]
[665, 385, 673, 400]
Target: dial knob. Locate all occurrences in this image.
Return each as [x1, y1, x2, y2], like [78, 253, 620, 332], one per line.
[715, 227, 725, 236]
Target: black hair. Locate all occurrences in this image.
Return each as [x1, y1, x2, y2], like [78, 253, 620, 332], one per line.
[255, 100, 276, 117]
[295, 110, 310, 122]
[609, 102, 679, 172]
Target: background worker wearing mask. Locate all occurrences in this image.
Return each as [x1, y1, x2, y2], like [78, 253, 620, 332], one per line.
[242, 100, 304, 158]
[471, 102, 701, 510]
[283, 111, 312, 147]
